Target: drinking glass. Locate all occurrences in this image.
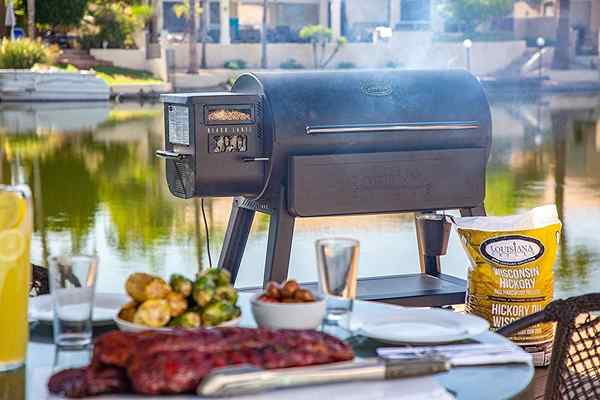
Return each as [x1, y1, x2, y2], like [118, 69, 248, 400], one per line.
[49, 255, 98, 349]
[0, 184, 33, 372]
[315, 238, 360, 325]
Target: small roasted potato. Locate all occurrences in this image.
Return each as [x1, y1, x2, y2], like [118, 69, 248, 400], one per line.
[133, 299, 171, 328]
[280, 280, 300, 299]
[117, 301, 138, 322]
[293, 288, 315, 302]
[170, 274, 193, 297]
[169, 311, 201, 328]
[264, 281, 281, 300]
[166, 291, 187, 317]
[126, 273, 171, 303]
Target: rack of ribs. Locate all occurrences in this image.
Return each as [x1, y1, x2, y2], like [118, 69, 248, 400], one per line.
[48, 327, 354, 397]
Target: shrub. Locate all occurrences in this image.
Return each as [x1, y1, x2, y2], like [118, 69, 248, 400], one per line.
[224, 59, 247, 70]
[80, 3, 152, 49]
[336, 61, 356, 69]
[0, 39, 58, 69]
[299, 25, 347, 69]
[280, 58, 304, 69]
[385, 61, 404, 69]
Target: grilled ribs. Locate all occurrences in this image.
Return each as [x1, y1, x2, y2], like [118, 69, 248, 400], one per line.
[48, 327, 354, 397]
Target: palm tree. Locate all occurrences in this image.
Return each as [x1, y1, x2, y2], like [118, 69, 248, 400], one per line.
[27, 0, 35, 37]
[260, 0, 268, 68]
[201, 0, 209, 68]
[188, 0, 199, 73]
[553, 0, 571, 69]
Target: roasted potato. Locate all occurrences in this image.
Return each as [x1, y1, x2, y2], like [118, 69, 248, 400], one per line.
[126, 273, 171, 303]
[117, 301, 138, 322]
[168, 311, 201, 328]
[280, 280, 300, 299]
[202, 300, 236, 327]
[293, 288, 315, 302]
[166, 291, 188, 317]
[193, 275, 216, 307]
[133, 299, 171, 328]
[215, 285, 238, 305]
[170, 274, 193, 297]
[265, 281, 281, 300]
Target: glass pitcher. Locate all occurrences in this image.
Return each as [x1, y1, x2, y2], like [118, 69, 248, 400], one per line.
[0, 184, 33, 371]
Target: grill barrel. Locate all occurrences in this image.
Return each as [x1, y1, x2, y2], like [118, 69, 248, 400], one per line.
[159, 70, 492, 306]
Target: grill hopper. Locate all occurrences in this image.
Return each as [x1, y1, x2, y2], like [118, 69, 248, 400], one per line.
[159, 70, 492, 306]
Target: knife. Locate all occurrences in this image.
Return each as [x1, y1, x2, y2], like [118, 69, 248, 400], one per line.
[197, 357, 450, 397]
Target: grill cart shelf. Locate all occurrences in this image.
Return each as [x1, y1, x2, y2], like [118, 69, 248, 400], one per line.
[158, 70, 492, 307]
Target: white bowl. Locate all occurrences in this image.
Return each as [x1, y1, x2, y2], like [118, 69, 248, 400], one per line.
[114, 315, 241, 332]
[250, 293, 326, 330]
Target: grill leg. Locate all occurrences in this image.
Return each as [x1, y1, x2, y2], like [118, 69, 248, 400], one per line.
[218, 198, 255, 284]
[263, 192, 295, 286]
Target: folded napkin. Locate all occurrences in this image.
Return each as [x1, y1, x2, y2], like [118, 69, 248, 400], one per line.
[377, 343, 532, 366]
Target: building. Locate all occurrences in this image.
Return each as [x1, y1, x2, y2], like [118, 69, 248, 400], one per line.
[157, 0, 439, 44]
[514, 0, 600, 54]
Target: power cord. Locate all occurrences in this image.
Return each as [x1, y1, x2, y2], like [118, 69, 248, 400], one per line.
[201, 198, 213, 268]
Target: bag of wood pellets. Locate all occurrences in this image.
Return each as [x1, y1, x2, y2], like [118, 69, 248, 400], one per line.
[454, 205, 562, 367]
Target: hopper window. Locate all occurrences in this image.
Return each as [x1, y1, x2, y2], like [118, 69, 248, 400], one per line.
[206, 105, 254, 124]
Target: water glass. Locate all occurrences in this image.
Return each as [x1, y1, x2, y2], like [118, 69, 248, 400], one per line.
[49, 255, 98, 349]
[315, 238, 360, 325]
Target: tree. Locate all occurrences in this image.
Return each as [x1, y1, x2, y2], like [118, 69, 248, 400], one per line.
[36, 0, 89, 31]
[444, 0, 513, 33]
[172, 0, 201, 72]
[188, 0, 198, 73]
[260, 0, 267, 68]
[299, 25, 347, 69]
[553, 0, 571, 69]
[200, 0, 208, 68]
[27, 0, 34, 37]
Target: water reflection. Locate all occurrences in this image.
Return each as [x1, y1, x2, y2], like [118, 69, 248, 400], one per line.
[0, 95, 599, 297]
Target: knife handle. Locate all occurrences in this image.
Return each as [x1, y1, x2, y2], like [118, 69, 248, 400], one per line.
[385, 357, 451, 380]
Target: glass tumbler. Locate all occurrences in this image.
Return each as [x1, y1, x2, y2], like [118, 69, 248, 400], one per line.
[315, 238, 360, 325]
[0, 185, 33, 372]
[49, 255, 98, 349]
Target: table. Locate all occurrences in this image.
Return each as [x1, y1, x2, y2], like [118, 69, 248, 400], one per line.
[5, 293, 534, 400]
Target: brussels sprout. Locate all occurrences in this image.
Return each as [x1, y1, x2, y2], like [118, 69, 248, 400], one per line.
[168, 311, 202, 328]
[126, 273, 171, 302]
[169, 274, 193, 297]
[192, 275, 216, 307]
[215, 285, 238, 305]
[202, 268, 231, 287]
[202, 300, 236, 327]
[166, 291, 188, 317]
[133, 299, 171, 328]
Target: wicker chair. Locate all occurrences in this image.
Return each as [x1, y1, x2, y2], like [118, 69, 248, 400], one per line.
[497, 293, 600, 400]
[31, 264, 49, 296]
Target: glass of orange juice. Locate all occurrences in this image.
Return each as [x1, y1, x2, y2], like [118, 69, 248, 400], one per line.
[0, 185, 33, 372]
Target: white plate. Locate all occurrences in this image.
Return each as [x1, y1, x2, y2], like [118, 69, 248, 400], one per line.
[352, 308, 489, 344]
[29, 293, 129, 326]
[114, 315, 241, 332]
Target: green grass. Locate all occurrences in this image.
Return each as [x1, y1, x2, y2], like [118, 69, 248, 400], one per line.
[55, 64, 163, 86]
[93, 66, 163, 86]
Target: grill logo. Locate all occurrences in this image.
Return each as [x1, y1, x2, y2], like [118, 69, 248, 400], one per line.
[361, 80, 393, 97]
[480, 235, 544, 266]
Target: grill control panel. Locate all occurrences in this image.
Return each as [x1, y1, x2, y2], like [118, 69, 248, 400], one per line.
[160, 92, 266, 198]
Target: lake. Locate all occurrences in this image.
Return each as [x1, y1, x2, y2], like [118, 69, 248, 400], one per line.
[1, 93, 599, 299]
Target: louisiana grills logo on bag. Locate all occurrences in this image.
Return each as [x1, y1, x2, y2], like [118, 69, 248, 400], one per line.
[480, 235, 545, 266]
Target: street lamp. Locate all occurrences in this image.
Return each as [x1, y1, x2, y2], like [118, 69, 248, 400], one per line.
[536, 37, 546, 81]
[463, 39, 473, 72]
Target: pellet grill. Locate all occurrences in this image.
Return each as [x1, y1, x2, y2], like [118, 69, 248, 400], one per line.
[158, 70, 492, 306]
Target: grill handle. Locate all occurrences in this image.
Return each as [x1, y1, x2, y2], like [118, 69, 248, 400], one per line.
[155, 150, 190, 160]
[306, 122, 480, 135]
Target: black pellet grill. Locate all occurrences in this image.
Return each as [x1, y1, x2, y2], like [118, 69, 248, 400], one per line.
[158, 70, 491, 306]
